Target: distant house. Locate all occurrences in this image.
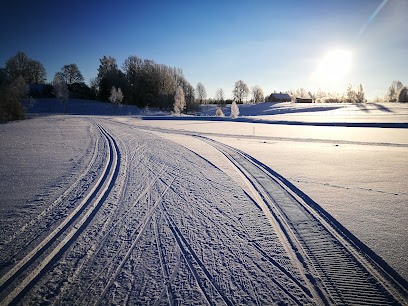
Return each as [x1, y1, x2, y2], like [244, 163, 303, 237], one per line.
[296, 97, 313, 103]
[267, 93, 291, 102]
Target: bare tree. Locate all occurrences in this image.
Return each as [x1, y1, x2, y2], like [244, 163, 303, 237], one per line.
[251, 86, 264, 103]
[215, 88, 225, 107]
[196, 82, 207, 105]
[174, 86, 185, 115]
[60, 64, 84, 85]
[215, 88, 224, 101]
[230, 101, 239, 118]
[233, 80, 249, 104]
[53, 74, 69, 113]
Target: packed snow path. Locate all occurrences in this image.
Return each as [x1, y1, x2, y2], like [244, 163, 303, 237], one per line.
[0, 117, 407, 305]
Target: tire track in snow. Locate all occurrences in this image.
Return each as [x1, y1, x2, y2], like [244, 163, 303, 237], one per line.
[0, 122, 120, 306]
[199, 136, 408, 305]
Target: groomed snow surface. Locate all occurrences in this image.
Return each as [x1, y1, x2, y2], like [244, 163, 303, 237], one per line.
[0, 99, 407, 304]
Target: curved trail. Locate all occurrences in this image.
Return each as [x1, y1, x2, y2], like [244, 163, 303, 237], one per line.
[0, 122, 120, 305]
[1, 118, 407, 305]
[197, 135, 408, 305]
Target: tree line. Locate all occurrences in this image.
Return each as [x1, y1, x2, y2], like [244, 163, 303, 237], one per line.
[93, 55, 198, 112]
[1, 51, 407, 122]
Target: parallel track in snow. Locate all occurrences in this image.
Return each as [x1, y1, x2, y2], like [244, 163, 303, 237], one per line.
[199, 136, 408, 305]
[0, 122, 120, 306]
[160, 204, 234, 306]
[92, 177, 175, 305]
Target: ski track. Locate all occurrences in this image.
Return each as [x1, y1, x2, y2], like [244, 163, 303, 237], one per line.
[197, 136, 408, 305]
[1, 117, 407, 305]
[0, 121, 120, 305]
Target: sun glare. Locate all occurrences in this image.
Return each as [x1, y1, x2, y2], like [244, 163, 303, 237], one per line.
[312, 49, 352, 83]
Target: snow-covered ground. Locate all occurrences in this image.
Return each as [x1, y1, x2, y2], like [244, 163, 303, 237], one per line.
[1, 99, 407, 304]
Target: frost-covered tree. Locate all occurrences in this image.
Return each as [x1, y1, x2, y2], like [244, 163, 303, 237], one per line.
[173, 86, 185, 115]
[397, 86, 408, 102]
[387, 85, 396, 102]
[5, 51, 46, 84]
[346, 83, 355, 102]
[316, 88, 326, 100]
[60, 64, 84, 85]
[230, 101, 239, 118]
[251, 86, 264, 103]
[387, 80, 403, 102]
[109, 86, 124, 114]
[233, 80, 249, 104]
[121, 55, 194, 111]
[355, 83, 365, 103]
[308, 91, 316, 103]
[53, 74, 69, 113]
[196, 82, 207, 105]
[215, 109, 225, 117]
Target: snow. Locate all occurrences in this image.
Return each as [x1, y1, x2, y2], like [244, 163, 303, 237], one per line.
[1, 99, 407, 304]
[117, 101, 408, 282]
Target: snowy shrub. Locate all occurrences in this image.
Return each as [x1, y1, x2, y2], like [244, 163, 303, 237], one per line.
[173, 86, 185, 115]
[216, 109, 225, 117]
[230, 101, 239, 118]
[397, 86, 408, 102]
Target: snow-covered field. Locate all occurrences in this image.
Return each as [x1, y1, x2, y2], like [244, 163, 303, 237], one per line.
[1, 99, 407, 304]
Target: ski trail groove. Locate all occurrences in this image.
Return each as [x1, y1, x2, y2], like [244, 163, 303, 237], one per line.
[0, 122, 120, 306]
[152, 212, 174, 306]
[73, 166, 169, 304]
[160, 203, 233, 306]
[0, 118, 100, 252]
[94, 177, 175, 306]
[198, 136, 408, 305]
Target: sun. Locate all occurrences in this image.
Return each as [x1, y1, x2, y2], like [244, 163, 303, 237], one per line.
[312, 49, 352, 83]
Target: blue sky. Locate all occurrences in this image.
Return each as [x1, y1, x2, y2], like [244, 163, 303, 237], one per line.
[1, 0, 407, 100]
